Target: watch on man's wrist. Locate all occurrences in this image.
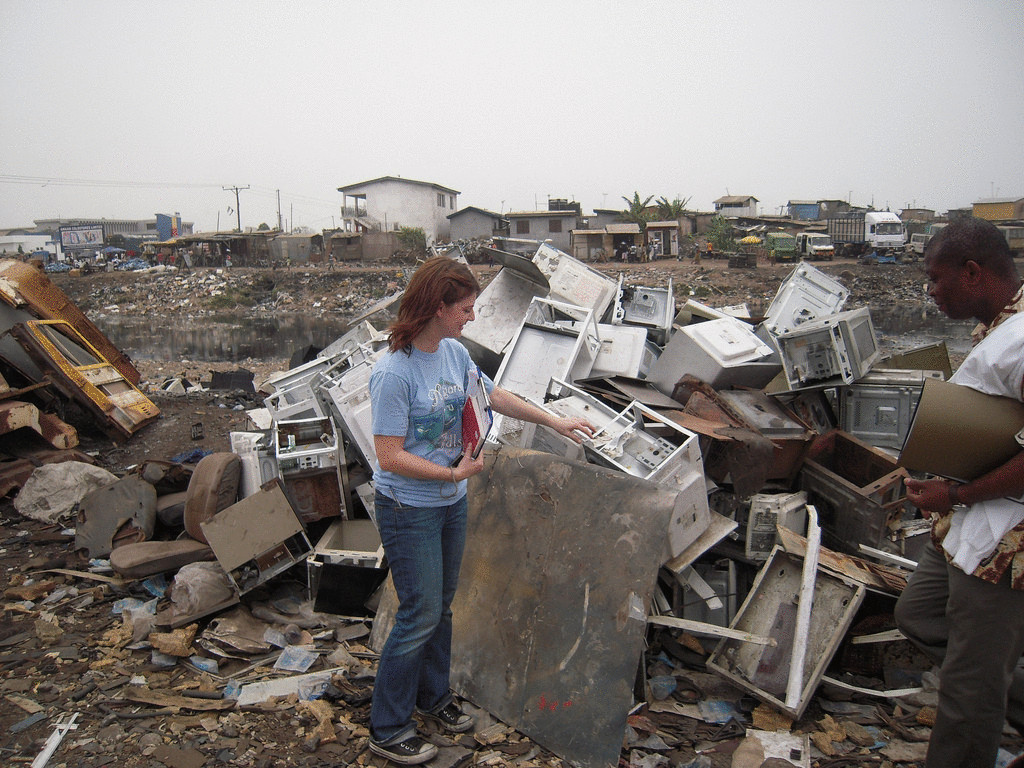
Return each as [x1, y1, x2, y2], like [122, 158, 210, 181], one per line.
[948, 482, 963, 507]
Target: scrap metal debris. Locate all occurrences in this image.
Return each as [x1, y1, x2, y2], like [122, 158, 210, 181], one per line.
[0, 246, 1012, 767]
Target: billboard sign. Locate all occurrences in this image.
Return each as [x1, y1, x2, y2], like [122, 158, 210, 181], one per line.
[59, 225, 105, 250]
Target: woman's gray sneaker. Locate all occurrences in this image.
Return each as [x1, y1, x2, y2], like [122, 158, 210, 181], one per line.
[368, 735, 439, 765]
[417, 701, 475, 733]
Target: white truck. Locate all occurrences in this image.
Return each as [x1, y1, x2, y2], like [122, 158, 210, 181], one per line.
[794, 232, 835, 260]
[826, 210, 906, 260]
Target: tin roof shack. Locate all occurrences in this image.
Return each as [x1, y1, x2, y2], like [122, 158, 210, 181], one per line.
[327, 231, 363, 262]
[447, 206, 509, 242]
[158, 231, 276, 267]
[646, 220, 680, 257]
[269, 233, 324, 266]
[973, 196, 1024, 221]
[504, 210, 579, 253]
[714, 195, 759, 218]
[569, 227, 608, 262]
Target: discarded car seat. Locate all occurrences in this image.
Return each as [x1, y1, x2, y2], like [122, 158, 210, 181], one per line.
[75, 475, 158, 558]
[156, 491, 188, 529]
[138, 460, 193, 495]
[183, 452, 241, 544]
[109, 538, 216, 579]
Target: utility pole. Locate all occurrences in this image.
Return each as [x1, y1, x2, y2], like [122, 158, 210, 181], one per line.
[223, 185, 249, 232]
[277, 189, 283, 231]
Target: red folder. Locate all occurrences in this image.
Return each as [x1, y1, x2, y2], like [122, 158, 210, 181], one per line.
[462, 368, 493, 459]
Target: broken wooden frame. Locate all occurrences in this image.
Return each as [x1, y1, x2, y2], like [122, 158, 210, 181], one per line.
[706, 540, 865, 720]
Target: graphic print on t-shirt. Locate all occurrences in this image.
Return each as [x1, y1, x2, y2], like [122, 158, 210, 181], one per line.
[410, 377, 463, 450]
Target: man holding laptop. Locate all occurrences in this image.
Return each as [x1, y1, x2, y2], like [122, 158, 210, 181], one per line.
[895, 216, 1024, 767]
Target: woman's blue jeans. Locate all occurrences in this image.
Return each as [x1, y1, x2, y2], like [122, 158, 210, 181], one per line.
[370, 491, 467, 744]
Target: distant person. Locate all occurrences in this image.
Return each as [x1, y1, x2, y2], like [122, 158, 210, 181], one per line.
[894, 217, 1024, 768]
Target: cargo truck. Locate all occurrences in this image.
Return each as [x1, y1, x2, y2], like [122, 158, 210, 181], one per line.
[826, 211, 906, 260]
[794, 232, 834, 260]
[997, 225, 1024, 258]
[764, 231, 797, 262]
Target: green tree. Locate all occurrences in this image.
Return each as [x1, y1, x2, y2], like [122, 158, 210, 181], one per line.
[619, 192, 654, 230]
[655, 196, 692, 219]
[397, 226, 427, 252]
[257, 222, 270, 231]
[707, 215, 736, 252]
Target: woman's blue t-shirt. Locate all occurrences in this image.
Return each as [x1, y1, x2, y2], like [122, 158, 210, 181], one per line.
[369, 338, 493, 507]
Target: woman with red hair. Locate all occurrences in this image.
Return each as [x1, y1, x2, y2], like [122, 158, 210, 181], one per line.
[368, 256, 593, 764]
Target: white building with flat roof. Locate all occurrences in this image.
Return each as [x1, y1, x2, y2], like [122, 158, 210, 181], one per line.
[337, 176, 460, 244]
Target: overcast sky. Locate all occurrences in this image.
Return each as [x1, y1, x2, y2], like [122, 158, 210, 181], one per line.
[2, 1, 1022, 233]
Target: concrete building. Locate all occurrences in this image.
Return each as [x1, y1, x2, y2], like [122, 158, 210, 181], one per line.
[787, 201, 820, 221]
[973, 197, 1024, 221]
[590, 209, 623, 230]
[899, 208, 935, 223]
[713, 195, 759, 218]
[504, 210, 579, 252]
[337, 176, 460, 244]
[31, 216, 193, 239]
[447, 206, 509, 241]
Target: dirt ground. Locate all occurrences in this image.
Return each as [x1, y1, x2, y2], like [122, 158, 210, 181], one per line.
[1, 256, 1017, 767]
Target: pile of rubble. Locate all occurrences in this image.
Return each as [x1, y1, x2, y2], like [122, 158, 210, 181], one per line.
[72, 263, 406, 321]
[2, 246, 1022, 768]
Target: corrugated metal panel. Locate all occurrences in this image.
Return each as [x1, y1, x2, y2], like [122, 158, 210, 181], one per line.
[973, 201, 1015, 220]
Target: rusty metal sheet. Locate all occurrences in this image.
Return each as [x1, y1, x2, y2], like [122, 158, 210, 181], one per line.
[446, 448, 675, 768]
[9, 320, 159, 440]
[0, 258, 140, 385]
[281, 467, 345, 524]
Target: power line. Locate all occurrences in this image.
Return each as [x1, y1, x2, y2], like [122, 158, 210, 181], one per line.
[0, 174, 225, 190]
[0, 176, 343, 209]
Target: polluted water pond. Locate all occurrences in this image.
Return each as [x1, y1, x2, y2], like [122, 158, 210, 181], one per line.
[96, 314, 354, 362]
[97, 308, 975, 365]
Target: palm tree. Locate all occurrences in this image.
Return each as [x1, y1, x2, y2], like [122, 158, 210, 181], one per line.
[620, 192, 654, 230]
[655, 196, 692, 219]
